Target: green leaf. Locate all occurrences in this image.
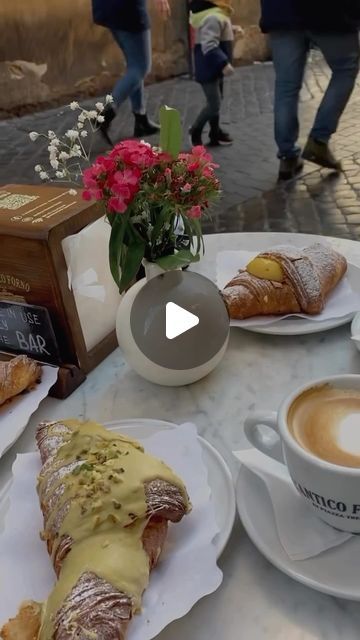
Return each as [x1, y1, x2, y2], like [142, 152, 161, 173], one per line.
[119, 239, 145, 293]
[109, 215, 125, 289]
[156, 249, 200, 270]
[159, 106, 182, 159]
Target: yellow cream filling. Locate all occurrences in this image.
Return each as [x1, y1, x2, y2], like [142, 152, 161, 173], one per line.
[246, 256, 284, 282]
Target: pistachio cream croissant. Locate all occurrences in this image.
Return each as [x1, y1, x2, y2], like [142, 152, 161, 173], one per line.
[1, 420, 190, 640]
[222, 243, 347, 320]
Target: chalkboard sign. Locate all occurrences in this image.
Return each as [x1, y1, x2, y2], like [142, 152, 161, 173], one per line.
[0, 300, 59, 364]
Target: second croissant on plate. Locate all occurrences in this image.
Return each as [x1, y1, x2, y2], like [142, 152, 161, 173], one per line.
[221, 243, 347, 320]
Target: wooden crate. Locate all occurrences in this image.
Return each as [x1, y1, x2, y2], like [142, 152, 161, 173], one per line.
[0, 184, 118, 397]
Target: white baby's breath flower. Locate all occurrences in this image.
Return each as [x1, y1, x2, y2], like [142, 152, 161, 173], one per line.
[97, 115, 105, 123]
[96, 102, 104, 112]
[65, 129, 79, 141]
[59, 151, 70, 161]
[78, 112, 86, 123]
[55, 170, 65, 178]
[105, 94, 114, 104]
[48, 130, 56, 139]
[77, 121, 84, 129]
[70, 101, 79, 110]
[87, 110, 97, 119]
[29, 131, 39, 141]
[80, 130, 88, 138]
[50, 158, 59, 170]
[70, 144, 82, 157]
[34, 164, 42, 173]
[51, 138, 60, 147]
[39, 171, 49, 180]
[69, 189, 77, 196]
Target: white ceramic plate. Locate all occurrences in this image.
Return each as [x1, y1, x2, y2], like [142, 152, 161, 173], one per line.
[242, 312, 355, 336]
[0, 364, 58, 459]
[236, 464, 360, 600]
[219, 254, 360, 336]
[0, 419, 236, 558]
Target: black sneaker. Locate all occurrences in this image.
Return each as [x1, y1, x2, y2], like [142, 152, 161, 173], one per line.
[133, 113, 160, 137]
[189, 127, 203, 147]
[278, 156, 304, 181]
[208, 129, 233, 146]
[302, 137, 342, 171]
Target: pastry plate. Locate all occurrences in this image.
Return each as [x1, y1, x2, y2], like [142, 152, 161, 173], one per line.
[236, 464, 360, 600]
[0, 419, 236, 559]
[217, 250, 360, 336]
[241, 312, 355, 336]
[0, 364, 58, 459]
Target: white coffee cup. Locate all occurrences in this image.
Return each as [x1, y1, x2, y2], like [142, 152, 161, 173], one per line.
[244, 374, 360, 533]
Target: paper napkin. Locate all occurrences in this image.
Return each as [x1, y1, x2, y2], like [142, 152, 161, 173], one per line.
[233, 448, 352, 560]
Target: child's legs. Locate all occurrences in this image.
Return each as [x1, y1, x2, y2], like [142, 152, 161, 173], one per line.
[192, 80, 222, 132]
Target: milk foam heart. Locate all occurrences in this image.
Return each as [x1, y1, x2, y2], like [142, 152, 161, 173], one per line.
[288, 386, 360, 468]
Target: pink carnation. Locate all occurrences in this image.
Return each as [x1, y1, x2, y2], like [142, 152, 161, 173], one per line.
[187, 205, 202, 218]
[108, 195, 128, 213]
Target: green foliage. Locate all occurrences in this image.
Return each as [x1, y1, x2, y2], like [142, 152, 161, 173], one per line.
[159, 106, 182, 159]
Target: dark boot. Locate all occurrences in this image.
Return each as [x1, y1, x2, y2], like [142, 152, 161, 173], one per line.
[302, 137, 342, 171]
[208, 116, 233, 146]
[278, 156, 304, 181]
[133, 113, 160, 137]
[189, 126, 203, 146]
[98, 105, 116, 147]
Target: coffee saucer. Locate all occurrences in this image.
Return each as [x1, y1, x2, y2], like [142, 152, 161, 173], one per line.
[236, 465, 360, 600]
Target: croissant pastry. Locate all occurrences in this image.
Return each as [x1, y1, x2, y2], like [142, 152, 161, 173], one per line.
[1, 420, 190, 640]
[222, 243, 347, 320]
[0, 355, 41, 406]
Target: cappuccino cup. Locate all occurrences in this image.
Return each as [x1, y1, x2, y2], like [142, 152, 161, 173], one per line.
[244, 375, 360, 533]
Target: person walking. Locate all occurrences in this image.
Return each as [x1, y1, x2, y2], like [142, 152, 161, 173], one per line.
[260, 0, 360, 180]
[189, 0, 239, 147]
[92, 0, 170, 144]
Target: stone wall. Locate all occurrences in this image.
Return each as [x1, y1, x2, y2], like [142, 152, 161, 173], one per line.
[0, 0, 267, 116]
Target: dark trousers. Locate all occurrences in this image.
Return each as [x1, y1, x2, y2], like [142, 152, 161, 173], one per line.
[192, 78, 224, 133]
[270, 31, 360, 158]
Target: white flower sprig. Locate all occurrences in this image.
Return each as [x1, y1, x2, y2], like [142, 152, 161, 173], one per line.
[29, 95, 114, 186]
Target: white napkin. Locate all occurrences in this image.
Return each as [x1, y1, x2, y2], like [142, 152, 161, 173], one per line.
[217, 249, 360, 327]
[233, 448, 352, 560]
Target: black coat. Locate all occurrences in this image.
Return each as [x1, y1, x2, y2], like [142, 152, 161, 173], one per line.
[260, 0, 360, 33]
[92, 0, 149, 32]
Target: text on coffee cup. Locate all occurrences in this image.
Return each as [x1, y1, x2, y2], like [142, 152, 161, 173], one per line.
[294, 481, 360, 519]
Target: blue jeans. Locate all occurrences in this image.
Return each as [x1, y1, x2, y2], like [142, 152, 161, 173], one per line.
[111, 29, 151, 114]
[270, 32, 359, 158]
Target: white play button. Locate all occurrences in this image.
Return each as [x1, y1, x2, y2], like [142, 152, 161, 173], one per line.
[166, 302, 199, 340]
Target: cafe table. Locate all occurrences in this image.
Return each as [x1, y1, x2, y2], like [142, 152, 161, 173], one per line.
[1, 231, 360, 640]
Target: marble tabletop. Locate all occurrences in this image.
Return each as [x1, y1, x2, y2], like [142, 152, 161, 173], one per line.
[2, 231, 360, 640]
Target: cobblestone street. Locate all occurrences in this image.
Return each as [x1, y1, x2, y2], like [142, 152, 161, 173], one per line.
[1, 52, 360, 239]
